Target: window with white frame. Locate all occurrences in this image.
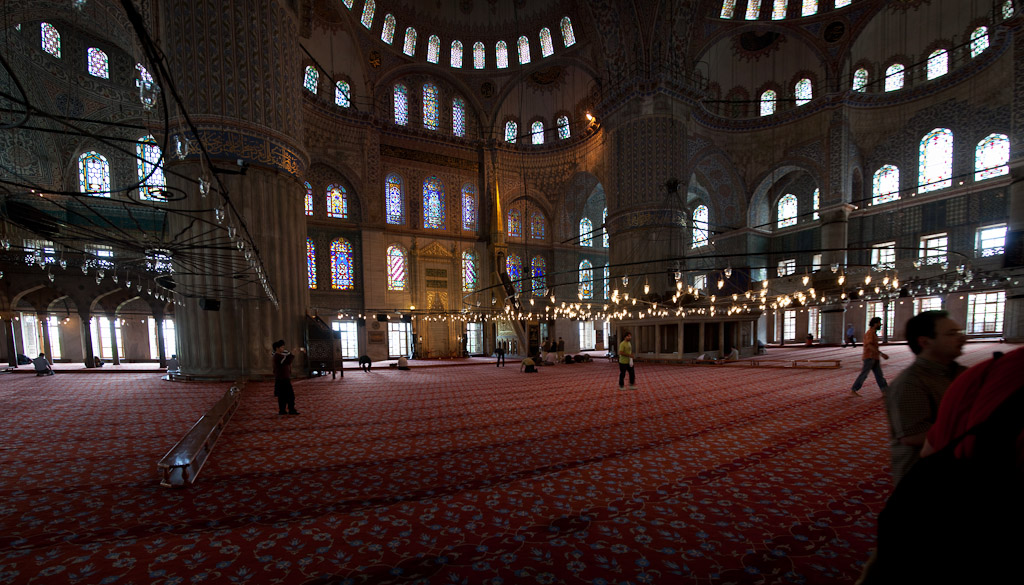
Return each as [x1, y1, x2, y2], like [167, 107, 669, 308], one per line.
[91, 316, 124, 359]
[812, 253, 822, 272]
[871, 242, 896, 269]
[387, 321, 411, 358]
[967, 291, 1005, 334]
[466, 322, 483, 354]
[332, 320, 359, 359]
[578, 321, 595, 350]
[783, 310, 796, 341]
[866, 301, 894, 338]
[46, 316, 62, 359]
[20, 313, 41, 358]
[147, 317, 177, 360]
[915, 296, 943, 313]
[778, 258, 796, 276]
[920, 234, 947, 265]
[694, 274, 707, 291]
[977, 224, 1006, 257]
[808, 307, 821, 339]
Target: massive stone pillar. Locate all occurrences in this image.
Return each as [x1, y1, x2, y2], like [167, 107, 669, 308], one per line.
[817, 204, 856, 345]
[1002, 162, 1024, 341]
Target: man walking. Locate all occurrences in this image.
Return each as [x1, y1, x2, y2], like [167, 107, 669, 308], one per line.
[618, 331, 635, 389]
[850, 317, 888, 395]
[272, 339, 300, 415]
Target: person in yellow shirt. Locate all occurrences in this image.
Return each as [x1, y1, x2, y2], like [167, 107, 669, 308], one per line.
[851, 317, 889, 395]
[618, 331, 635, 389]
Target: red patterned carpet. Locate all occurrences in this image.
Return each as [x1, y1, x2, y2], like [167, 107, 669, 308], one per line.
[0, 343, 1014, 584]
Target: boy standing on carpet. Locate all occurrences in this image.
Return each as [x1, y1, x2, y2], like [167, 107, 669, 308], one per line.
[618, 331, 635, 389]
[850, 317, 888, 395]
[272, 340, 300, 415]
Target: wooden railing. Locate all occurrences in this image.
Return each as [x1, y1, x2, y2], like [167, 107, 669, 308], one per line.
[157, 385, 240, 488]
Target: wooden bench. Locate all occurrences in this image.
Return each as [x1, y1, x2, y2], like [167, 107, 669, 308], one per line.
[792, 359, 842, 369]
[157, 385, 240, 488]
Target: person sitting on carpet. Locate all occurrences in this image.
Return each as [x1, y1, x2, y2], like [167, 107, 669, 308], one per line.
[724, 347, 740, 361]
[359, 355, 372, 372]
[32, 353, 54, 376]
[397, 356, 410, 370]
[521, 357, 537, 373]
[166, 354, 180, 374]
[93, 356, 104, 367]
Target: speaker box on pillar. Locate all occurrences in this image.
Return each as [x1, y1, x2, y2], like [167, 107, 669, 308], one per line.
[199, 298, 221, 311]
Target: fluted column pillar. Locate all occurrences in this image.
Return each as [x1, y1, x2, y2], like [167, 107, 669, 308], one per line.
[79, 310, 95, 367]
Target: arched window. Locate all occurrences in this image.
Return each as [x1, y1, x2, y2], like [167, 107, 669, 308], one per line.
[79, 151, 110, 196]
[394, 83, 408, 125]
[360, 0, 375, 28]
[557, 115, 570, 139]
[872, 164, 900, 205]
[746, 0, 762, 20]
[853, 68, 868, 91]
[87, 48, 109, 79]
[451, 40, 463, 68]
[335, 81, 351, 107]
[579, 260, 594, 299]
[327, 184, 347, 218]
[453, 96, 466, 137]
[427, 35, 440, 63]
[507, 209, 522, 237]
[303, 65, 318, 93]
[137, 136, 166, 201]
[1005, 1, 1015, 19]
[721, 0, 736, 18]
[970, 27, 989, 57]
[760, 90, 776, 116]
[381, 14, 396, 44]
[604, 264, 610, 299]
[540, 28, 554, 57]
[693, 204, 709, 247]
[603, 207, 609, 248]
[307, 238, 317, 289]
[496, 41, 509, 68]
[795, 78, 812, 106]
[927, 50, 948, 79]
[812, 188, 820, 220]
[518, 36, 531, 64]
[506, 254, 523, 293]
[531, 257, 547, 296]
[403, 27, 417, 56]
[462, 183, 477, 230]
[423, 176, 445, 229]
[835, 0, 851, 6]
[473, 42, 486, 69]
[801, 0, 818, 16]
[386, 174, 404, 225]
[41, 22, 61, 58]
[975, 133, 1010, 181]
[530, 211, 545, 239]
[386, 245, 406, 291]
[531, 121, 544, 145]
[423, 83, 439, 130]
[505, 120, 518, 143]
[561, 17, 576, 46]
[330, 239, 355, 290]
[304, 181, 313, 216]
[580, 218, 593, 246]
[884, 64, 904, 92]
[462, 250, 478, 291]
[919, 128, 953, 193]
[777, 194, 797, 228]
[772, 0, 787, 19]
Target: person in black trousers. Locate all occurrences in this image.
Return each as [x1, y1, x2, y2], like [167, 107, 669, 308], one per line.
[272, 339, 300, 415]
[495, 345, 505, 367]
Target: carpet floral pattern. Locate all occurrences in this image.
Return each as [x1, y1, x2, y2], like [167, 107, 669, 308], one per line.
[0, 344, 1013, 584]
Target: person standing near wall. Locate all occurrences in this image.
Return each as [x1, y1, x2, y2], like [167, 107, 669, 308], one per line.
[272, 340, 300, 415]
[618, 332, 635, 390]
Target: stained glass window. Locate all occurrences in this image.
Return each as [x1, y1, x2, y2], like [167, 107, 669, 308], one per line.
[580, 218, 593, 246]
[382, 14, 396, 43]
[505, 120, 518, 143]
[603, 208, 609, 248]
[386, 174, 404, 225]
[760, 90, 776, 116]
[1005, 1, 1015, 19]
[41, 23, 60, 58]
[307, 239, 317, 289]
[579, 260, 594, 299]
[387, 245, 406, 290]
[530, 211, 545, 239]
[496, 41, 509, 68]
[970, 27, 989, 57]
[427, 35, 440, 64]
[557, 115, 570, 139]
[423, 176, 445, 229]
[342, 0, 353, 8]
[884, 64, 904, 92]
[853, 68, 868, 91]
[604, 265, 610, 299]
[927, 50, 948, 79]
[872, 164, 900, 205]
[746, 0, 762, 20]
[462, 183, 477, 230]
[304, 182, 313, 215]
[304, 65, 318, 93]
[835, 0, 851, 6]
[772, 0, 787, 19]
[87, 48, 109, 79]
[508, 209, 522, 237]
[451, 40, 463, 68]
[137, 136, 166, 201]
[561, 17, 576, 46]
[531, 121, 544, 144]
[919, 128, 953, 193]
[394, 83, 408, 125]
[518, 36, 531, 64]
[463, 250, 478, 291]
[79, 151, 110, 196]
[540, 28, 554, 57]
[336, 81, 351, 107]
[507, 254, 523, 294]
[403, 27, 417, 56]
[531, 257, 546, 296]
[330, 239, 354, 290]
[721, 0, 736, 18]
[693, 204, 709, 246]
[473, 42, 485, 69]
[327, 184, 347, 218]
[136, 63, 154, 86]
[795, 78, 812, 105]
[360, 0, 375, 28]
[801, 0, 817, 16]
[423, 83, 439, 130]
[975, 133, 1009, 181]
[777, 194, 797, 228]
[453, 96, 466, 137]
[812, 188, 820, 220]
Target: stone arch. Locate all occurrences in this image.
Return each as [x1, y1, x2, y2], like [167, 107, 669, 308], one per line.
[686, 148, 746, 232]
[748, 163, 821, 231]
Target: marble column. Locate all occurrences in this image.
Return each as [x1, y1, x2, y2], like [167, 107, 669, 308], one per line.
[108, 315, 121, 365]
[80, 311, 95, 367]
[1001, 161, 1024, 341]
[37, 311, 52, 361]
[3, 315, 16, 367]
[155, 314, 167, 366]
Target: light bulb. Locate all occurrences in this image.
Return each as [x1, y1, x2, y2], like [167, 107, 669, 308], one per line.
[802, 274, 809, 286]
[643, 282, 650, 295]
[864, 275, 871, 285]
[838, 275, 845, 285]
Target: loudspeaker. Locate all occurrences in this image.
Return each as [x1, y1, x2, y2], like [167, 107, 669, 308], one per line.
[376, 313, 388, 322]
[357, 318, 366, 327]
[199, 298, 221, 311]
[402, 314, 412, 323]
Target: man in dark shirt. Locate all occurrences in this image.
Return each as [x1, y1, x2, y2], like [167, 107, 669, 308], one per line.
[272, 339, 300, 415]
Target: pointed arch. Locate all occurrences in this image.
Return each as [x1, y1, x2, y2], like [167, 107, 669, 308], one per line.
[560, 17, 576, 46]
[540, 28, 554, 57]
[919, 128, 953, 193]
[777, 194, 797, 228]
[381, 14, 396, 44]
[872, 164, 900, 205]
[975, 133, 1009, 181]
[79, 151, 111, 196]
[451, 40, 463, 68]
[427, 35, 441, 63]
[403, 27, 417, 56]
[86, 48, 109, 79]
[327, 184, 348, 218]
